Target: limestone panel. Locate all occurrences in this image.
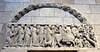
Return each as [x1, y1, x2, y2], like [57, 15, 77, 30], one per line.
[69, 5, 91, 13]
[34, 0, 55, 4]
[0, 12, 1, 18]
[40, 8, 54, 16]
[90, 5, 100, 13]
[55, 0, 74, 4]
[0, 12, 17, 23]
[1, 12, 17, 18]
[0, 0, 4, 2]
[55, 8, 65, 17]
[82, 14, 95, 24]
[96, 0, 100, 4]
[17, 17, 31, 23]
[24, 10, 40, 17]
[87, 14, 100, 24]
[0, 3, 5, 11]
[0, 17, 11, 23]
[46, 17, 63, 24]
[0, 24, 3, 33]
[32, 17, 47, 24]
[64, 18, 73, 25]
[0, 33, 5, 50]
[96, 36, 100, 48]
[95, 25, 100, 35]
[74, 0, 96, 4]
[65, 12, 75, 18]
[4, 0, 31, 2]
[4, 3, 24, 11]
[78, 49, 100, 52]
[73, 18, 82, 24]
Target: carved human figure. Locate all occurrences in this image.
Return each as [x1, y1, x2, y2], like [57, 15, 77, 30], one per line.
[12, 24, 19, 46]
[37, 25, 44, 47]
[71, 25, 79, 37]
[24, 24, 31, 46]
[44, 25, 52, 47]
[31, 24, 37, 46]
[17, 24, 25, 46]
[6, 24, 13, 47]
[62, 25, 75, 47]
[82, 38, 91, 48]
[54, 24, 63, 47]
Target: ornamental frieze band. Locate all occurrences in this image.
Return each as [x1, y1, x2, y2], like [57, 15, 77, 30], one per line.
[5, 24, 97, 48]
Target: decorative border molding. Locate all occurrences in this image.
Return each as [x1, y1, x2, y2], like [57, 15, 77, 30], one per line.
[10, 3, 88, 24]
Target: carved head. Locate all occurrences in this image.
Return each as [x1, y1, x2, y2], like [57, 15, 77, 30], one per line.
[63, 24, 66, 28]
[33, 24, 36, 27]
[21, 24, 25, 27]
[8, 24, 12, 28]
[48, 24, 52, 28]
[56, 24, 60, 27]
[14, 24, 18, 27]
[27, 24, 30, 27]
[37, 25, 40, 29]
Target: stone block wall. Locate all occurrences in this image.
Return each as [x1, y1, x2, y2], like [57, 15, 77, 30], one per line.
[0, 0, 100, 52]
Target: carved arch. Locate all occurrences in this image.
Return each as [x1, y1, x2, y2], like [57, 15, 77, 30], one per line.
[10, 3, 88, 24]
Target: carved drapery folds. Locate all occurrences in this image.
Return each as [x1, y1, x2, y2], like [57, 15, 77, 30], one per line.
[5, 24, 97, 48]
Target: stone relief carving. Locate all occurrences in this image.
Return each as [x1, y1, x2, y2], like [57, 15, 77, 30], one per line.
[11, 3, 88, 24]
[6, 24, 97, 48]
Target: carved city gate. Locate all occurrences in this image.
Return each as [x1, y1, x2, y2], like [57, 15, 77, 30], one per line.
[4, 3, 97, 51]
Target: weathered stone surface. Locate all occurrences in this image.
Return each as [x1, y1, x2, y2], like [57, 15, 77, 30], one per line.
[40, 8, 55, 16]
[24, 10, 40, 17]
[86, 14, 100, 24]
[78, 49, 100, 52]
[0, 12, 17, 23]
[47, 17, 63, 24]
[0, 3, 5, 11]
[55, 0, 74, 4]
[74, 0, 96, 4]
[90, 5, 100, 13]
[4, 3, 24, 11]
[32, 17, 47, 24]
[65, 12, 75, 18]
[55, 8, 65, 17]
[0, 24, 3, 33]
[95, 25, 100, 35]
[96, 36, 100, 48]
[4, 0, 31, 2]
[64, 18, 73, 24]
[0, 0, 4, 2]
[96, 0, 100, 4]
[17, 17, 31, 23]
[81, 14, 95, 24]
[33, 0, 55, 4]
[69, 5, 91, 13]
[73, 18, 82, 24]
[0, 33, 5, 50]
[0, 17, 11, 23]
